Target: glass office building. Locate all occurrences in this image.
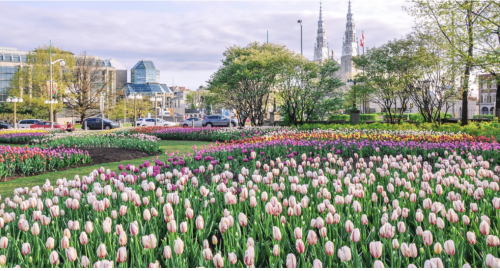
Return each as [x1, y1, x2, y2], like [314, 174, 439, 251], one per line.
[0, 47, 29, 102]
[125, 60, 172, 96]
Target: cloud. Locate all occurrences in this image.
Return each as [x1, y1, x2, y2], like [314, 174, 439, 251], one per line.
[0, 1, 415, 90]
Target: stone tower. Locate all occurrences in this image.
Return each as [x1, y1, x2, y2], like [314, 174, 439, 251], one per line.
[313, 1, 330, 65]
[340, 0, 359, 80]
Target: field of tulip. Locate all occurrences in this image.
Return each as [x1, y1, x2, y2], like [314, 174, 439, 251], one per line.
[0, 128, 499, 268]
[127, 126, 292, 142]
[32, 133, 161, 153]
[0, 129, 59, 145]
[0, 145, 91, 178]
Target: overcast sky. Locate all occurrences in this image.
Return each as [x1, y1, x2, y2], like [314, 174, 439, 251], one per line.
[1, 0, 416, 90]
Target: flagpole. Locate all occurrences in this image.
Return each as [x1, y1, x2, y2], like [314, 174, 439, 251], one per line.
[362, 30, 364, 55]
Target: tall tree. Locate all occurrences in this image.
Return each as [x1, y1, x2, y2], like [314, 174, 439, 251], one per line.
[352, 36, 422, 124]
[208, 42, 293, 126]
[474, 1, 500, 118]
[277, 58, 343, 126]
[7, 45, 75, 119]
[406, 0, 491, 125]
[65, 52, 111, 123]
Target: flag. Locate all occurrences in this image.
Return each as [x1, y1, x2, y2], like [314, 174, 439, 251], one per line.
[360, 32, 365, 47]
[46, 81, 58, 98]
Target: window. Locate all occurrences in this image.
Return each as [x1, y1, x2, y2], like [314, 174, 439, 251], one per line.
[146, 119, 154, 122]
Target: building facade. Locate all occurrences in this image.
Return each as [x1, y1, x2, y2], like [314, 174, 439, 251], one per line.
[339, 0, 359, 81]
[478, 74, 497, 115]
[313, 2, 330, 66]
[169, 86, 191, 108]
[125, 60, 173, 109]
[0, 47, 29, 102]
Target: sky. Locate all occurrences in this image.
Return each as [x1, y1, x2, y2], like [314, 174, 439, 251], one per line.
[1, 0, 416, 90]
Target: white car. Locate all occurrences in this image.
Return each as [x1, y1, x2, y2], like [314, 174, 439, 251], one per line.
[180, 117, 203, 127]
[18, 119, 44, 128]
[136, 118, 177, 127]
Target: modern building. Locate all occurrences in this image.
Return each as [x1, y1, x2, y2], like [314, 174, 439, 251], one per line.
[0, 47, 29, 102]
[313, 2, 331, 66]
[125, 61, 173, 108]
[478, 74, 497, 115]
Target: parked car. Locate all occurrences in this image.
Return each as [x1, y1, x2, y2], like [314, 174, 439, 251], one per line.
[18, 119, 44, 129]
[82, 118, 121, 130]
[136, 118, 177, 127]
[0, 121, 12, 129]
[202, 115, 237, 127]
[30, 121, 65, 130]
[180, 118, 203, 127]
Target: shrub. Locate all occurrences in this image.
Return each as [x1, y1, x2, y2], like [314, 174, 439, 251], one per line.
[359, 114, 379, 121]
[473, 114, 494, 120]
[327, 114, 349, 121]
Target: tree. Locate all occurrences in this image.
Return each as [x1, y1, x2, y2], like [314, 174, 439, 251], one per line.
[65, 52, 111, 123]
[406, 0, 491, 125]
[352, 36, 422, 124]
[277, 57, 343, 126]
[7, 45, 75, 119]
[474, 1, 500, 117]
[208, 42, 293, 126]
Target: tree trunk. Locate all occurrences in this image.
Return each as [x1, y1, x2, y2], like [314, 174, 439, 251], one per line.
[461, 5, 474, 126]
[496, 80, 500, 119]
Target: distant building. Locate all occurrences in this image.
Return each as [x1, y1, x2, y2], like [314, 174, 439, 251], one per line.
[478, 74, 497, 115]
[0, 47, 29, 102]
[185, 108, 204, 118]
[125, 60, 173, 107]
[313, 2, 330, 66]
[337, 0, 359, 82]
[169, 86, 191, 108]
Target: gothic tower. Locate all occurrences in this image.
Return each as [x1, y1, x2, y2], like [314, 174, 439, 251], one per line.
[313, 1, 329, 65]
[340, 0, 358, 80]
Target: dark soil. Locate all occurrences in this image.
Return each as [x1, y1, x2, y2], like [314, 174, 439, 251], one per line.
[2, 148, 160, 182]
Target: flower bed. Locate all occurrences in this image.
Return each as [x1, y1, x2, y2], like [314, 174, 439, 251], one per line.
[1, 129, 499, 268]
[0, 129, 60, 144]
[32, 133, 161, 153]
[129, 126, 292, 141]
[0, 145, 91, 178]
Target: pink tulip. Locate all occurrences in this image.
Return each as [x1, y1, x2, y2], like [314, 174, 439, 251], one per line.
[307, 230, 318, 245]
[0, 255, 5, 266]
[116, 247, 127, 263]
[97, 243, 107, 258]
[244, 246, 255, 266]
[345, 220, 354, 233]
[65, 247, 78, 262]
[46, 237, 54, 250]
[119, 233, 127, 246]
[313, 259, 322, 268]
[0, 237, 8, 249]
[369, 241, 383, 258]
[203, 248, 213, 261]
[130, 221, 139, 236]
[49, 251, 59, 265]
[487, 235, 500, 247]
[351, 228, 360, 243]
[467, 231, 476, 245]
[338, 246, 351, 261]
[286, 254, 297, 268]
[61, 236, 69, 250]
[296, 239, 305, 254]
[213, 253, 224, 268]
[422, 230, 433, 246]
[85, 221, 93, 234]
[443, 240, 455, 256]
[273, 226, 282, 241]
[21, 243, 31, 255]
[80, 232, 88, 245]
[480, 221, 490, 235]
[180, 222, 188, 233]
[294, 227, 302, 240]
[374, 260, 384, 268]
[174, 238, 184, 255]
[325, 241, 334, 256]
[273, 244, 280, 256]
[228, 252, 237, 264]
[163, 245, 172, 259]
[81, 256, 90, 268]
[196, 216, 205, 230]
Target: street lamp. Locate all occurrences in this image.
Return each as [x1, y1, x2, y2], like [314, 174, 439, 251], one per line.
[128, 92, 142, 126]
[6, 96, 23, 129]
[48, 38, 65, 129]
[297, 20, 303, 55]
[150, 94, 162, 126]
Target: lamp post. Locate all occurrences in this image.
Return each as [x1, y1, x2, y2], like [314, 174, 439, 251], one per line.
[150, 94, 162, 126]
[128, 93, 142, 126]
[6, 96, 23, 129]
[297, 20, 303, 55]
[48, 38, 66, 129]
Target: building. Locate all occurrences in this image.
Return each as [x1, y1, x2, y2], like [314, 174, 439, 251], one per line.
[478, 74, 497, 115]
[0, 47, 29, 102]
[313, 2, 330, 65]
[169, 86, 191, 108]
[125, 60, 173, 107]
[338, 0, 359, 82]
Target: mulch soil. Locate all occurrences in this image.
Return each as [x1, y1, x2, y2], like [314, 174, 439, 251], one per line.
[2, 147, 160, 182]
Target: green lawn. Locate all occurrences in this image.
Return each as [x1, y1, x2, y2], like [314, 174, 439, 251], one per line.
[0, 140, 207, 201]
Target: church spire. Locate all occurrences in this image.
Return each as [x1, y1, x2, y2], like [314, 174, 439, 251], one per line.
[342, 0, 358, 57]
[314, 1, 329, 65]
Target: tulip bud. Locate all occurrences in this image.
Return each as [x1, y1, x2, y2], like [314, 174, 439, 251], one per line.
[97, 243, 107, 258]
[116, 247, 127, 263]
[45, 237, 54, 250]
[163, 245, 172, 259]
[286, 254, 297, 268]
